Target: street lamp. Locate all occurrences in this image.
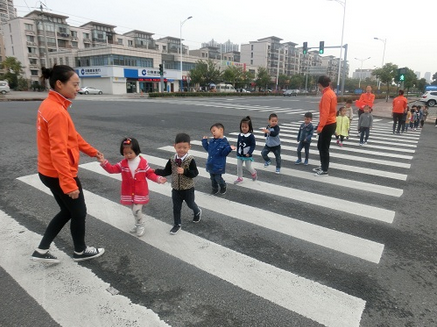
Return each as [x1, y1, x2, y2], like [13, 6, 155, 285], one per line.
[328, 0, 346, 95]
[374, 37, 387, 90]
[354, 57, 370, 88]
[180, 16, 192, 92]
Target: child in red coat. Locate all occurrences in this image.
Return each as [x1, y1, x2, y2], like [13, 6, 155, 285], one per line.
[97, 137, 166, 237]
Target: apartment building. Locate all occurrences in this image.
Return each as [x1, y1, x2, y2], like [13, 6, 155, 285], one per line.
[0, 0, 16, 64]
[3, 9, 251, 94]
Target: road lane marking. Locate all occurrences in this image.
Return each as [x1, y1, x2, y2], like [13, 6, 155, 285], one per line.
[17, 175, 366, 327]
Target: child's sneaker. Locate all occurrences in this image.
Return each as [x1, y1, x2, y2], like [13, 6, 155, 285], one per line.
[233, 177, 243, 184]
[251, 172, 257, 181]
[129, 225, 137, 234]
[31, 249, 60, 264]
[275, 168, 280, 174]
[295, 159, 302, 165]
[73, 246, 105, 262]
[136, 225, 145, 237]
[211, 188, 219, 195]
[219, 186, 227, 194]
[336, 139, 339, 145]
[264, 161, 271, 167]
[193, 208, 202, 223]
[339, 142, 343, 147]
[304, 159, 308, 166]
[170, 224, 181, 235]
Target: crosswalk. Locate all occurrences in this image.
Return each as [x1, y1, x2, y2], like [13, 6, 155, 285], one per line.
[3, 117, 421, 327]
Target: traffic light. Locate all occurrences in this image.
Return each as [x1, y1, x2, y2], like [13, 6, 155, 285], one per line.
[397, 67, 406, 82]
[303, 42, 308, 55]
[319, 41, 324, 54]
[159, 64, 163, 76]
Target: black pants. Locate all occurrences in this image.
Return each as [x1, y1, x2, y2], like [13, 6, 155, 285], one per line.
[38, 173, 87, 252]
[317, 122, 336, 172]
[172, 187, 200, 226]
[392, 112, 404, 133]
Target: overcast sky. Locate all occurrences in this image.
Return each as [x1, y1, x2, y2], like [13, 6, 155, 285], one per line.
[14, 0, 437, 79]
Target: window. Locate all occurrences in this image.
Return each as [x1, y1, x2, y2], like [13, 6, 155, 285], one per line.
[117, 38, 123, 45]
[25, 23, 33, 31]
[31, 70, 39, 76]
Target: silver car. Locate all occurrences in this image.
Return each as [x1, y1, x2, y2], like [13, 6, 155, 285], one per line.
[78, 86, 103, 95]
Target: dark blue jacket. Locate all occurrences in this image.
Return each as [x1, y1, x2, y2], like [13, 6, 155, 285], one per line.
[202, 137, 232, 174]
[297, 122, 314, 143]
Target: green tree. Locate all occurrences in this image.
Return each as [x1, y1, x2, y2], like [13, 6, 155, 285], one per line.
[372, 63, 398, 99]
[416, 78, 428, 92]
[402, 67, 417, 92]
[188, 59, 222, 87]
[278, 74, 290, 89]
[0, 56, 24, 90]
[289, 74, 305, 89]
[222, 65, 242, 87]
[240, 69, 255, 89]
[255, 67, 271, 91]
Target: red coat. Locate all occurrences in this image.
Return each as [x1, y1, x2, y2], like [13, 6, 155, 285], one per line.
[101, 156, 160, 205]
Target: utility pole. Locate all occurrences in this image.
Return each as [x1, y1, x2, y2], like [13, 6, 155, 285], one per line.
[39, 2, 50, 69]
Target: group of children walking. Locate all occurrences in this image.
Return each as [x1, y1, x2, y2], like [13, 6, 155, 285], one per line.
[97, 101, 379, 237]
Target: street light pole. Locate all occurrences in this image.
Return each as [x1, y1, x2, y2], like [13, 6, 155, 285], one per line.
[374, 37, 387, 90]
[180, 16, 192, 92]
[354, 57, 370, 89]
[329, 0, 346, 95]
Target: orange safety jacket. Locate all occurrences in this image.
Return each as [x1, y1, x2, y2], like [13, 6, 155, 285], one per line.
[37, 90, 97, 194]
[392, 95, 408, 114]
[317, 87, 337, 133]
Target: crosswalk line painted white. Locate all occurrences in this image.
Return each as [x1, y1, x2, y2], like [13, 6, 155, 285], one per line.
[17, 174, 366, 327]
[81, 161, 385, 263]
[147, 150, 395, 223]
[0, 210, 170, 327]
[158, 146, 403, 197]
[251, 130, 415, 159]
[228, 135, 412, 168]
[190, 140, 408, 181]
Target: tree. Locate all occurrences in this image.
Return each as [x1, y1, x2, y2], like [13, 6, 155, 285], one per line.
[372, 63, 398, 99]
[278, 74, 289, 89]
[255, 67, 271, 91]
[402, 67, 417, 92]
[0, 56, 24, 90]
[188, 59, 222, 88]
[416, 78, 428, 92]
[289, 74, 305, 89]
[222, 65, 242, 87]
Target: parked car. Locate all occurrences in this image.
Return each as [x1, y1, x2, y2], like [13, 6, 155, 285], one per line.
[78, 86, 103, 95]
[283, 89, 298, 97]
[419, 91, 437, 107]
[0, 80, 10, 94]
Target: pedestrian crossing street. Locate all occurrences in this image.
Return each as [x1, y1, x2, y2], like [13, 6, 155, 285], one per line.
[3, 117, 421, 327]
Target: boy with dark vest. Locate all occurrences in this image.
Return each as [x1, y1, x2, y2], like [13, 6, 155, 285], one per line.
[155, 133, 201, 235]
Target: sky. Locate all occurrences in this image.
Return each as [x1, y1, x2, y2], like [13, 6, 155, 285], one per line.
[13, 0, 437, 80]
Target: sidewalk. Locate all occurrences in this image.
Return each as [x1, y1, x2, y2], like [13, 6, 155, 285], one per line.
[372, 98, 436, 124]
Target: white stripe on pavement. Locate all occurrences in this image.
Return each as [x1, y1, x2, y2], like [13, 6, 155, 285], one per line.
[148, 150, 395, 223]
[190, 140, 408, 181]
[0, 210, 170, 327]
[159, 146, 403, 197]
[17, 175, 366, 327]
[81, 161, 385, 263]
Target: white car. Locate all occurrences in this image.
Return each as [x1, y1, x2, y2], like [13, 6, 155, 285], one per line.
[283, 89, 298, 97]
[78, 86, 103, 95]
[0, 80, 10, 94]
[419, 91, 437, 107]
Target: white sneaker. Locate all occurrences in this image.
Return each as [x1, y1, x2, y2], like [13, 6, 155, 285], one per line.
[129, 226, 137, 234]
[136, 225, 145, 237]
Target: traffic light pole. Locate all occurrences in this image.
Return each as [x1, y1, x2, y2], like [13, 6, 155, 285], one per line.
[303, 43, 347, 95]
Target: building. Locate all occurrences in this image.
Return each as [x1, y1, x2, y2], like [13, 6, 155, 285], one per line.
[424, 72, 431, 83]
[0, 0, 16, 64]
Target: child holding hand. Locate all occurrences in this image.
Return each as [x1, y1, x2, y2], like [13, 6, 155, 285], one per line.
[97, 137, 166, 237]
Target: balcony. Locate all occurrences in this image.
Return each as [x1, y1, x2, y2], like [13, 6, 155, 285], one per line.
[28, 53, 39, 59]
[57, 32, 70, 39]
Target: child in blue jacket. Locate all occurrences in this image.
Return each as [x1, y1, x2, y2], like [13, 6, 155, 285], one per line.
[202, 123, 233, 195]
[295, 112, 314, 166]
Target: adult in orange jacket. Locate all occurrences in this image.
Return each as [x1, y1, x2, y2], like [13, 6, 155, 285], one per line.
[314, 75, 337, 176]
[357, 85, 375, 117]
[31, 65, 105, 264]
[392, 89, 408, 134]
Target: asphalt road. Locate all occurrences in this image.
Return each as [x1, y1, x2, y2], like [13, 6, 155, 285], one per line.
[0, 95, 436, 327]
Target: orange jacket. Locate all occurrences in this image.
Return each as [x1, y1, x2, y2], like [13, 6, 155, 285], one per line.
[358, 92, 375, 109]
[317, 87, 337, 133]
[37, 91, 98, 194]
[392, 95, 407, 114]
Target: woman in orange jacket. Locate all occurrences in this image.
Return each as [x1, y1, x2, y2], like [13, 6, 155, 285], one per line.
[31, 65, 105, 263]
[356, 85, 375, 117]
